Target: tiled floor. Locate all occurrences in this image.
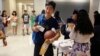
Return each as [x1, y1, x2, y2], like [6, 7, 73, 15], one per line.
[0, 22, 65, 56]
[0, 35, 34, 56]
[0, 32, 64, 56]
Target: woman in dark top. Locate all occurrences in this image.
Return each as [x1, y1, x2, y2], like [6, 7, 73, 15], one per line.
[0, 13, 7, 46]
[1, 10, 8, 37]
[1, 10, 8, 27]
[91, 11, 100, 56]
[94, 11, 100, 25]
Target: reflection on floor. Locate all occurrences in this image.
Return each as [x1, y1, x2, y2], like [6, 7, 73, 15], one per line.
[0, 33, 64, 56]
[0, 34, 33, 56]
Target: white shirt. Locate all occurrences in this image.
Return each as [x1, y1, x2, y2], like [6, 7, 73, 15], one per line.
[69, 31, 94, 43]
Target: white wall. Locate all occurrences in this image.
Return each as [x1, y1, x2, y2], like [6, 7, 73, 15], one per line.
[0, 0, 2, 11]
[16, 3, 23, 18]
[2, 0, 10, 15]
[27, 5, 33, 16]
[9, 0, 16, 15]
[98, 0, 100, 13]
[2, 0, 16, 16]
[34, 0, 46, 15]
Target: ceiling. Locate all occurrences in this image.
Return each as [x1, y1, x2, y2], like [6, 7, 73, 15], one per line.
[16, 0, 33, 3]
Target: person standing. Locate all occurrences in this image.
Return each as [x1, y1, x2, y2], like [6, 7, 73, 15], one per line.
[30, 10, 36, 29]
[1, 10, 8, 37]
[94, 11, 100, 25]
[90, 11, 100, 56]
[0, 12, 7, 46]
[54, 11, 63, 28]
[22, 10, 30, 36]
[69, 9, 94, 56]
[10, 11, 18, 35]
[61, 10, 78, 40]
[32, 1, 60, 56]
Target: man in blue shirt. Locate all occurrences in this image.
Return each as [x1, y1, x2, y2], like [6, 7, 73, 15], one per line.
[32, 1, 60, 56]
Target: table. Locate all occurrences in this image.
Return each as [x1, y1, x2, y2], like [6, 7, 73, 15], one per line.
[53, 39, 74, 56]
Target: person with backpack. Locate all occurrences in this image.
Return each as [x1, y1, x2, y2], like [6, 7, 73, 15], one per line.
[0, 12, 7, 46]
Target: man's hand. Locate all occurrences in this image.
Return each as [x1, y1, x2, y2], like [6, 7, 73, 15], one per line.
[50, 29, 60, 43]
[32, 26, 40, 32]
[45, 39, 52, 44]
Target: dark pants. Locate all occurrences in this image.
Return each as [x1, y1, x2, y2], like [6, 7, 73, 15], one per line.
[90, 25, 100, 56]
[34, 42, 54, 56]
[0, 25, 5, 34]
[91, 39, 100, 56]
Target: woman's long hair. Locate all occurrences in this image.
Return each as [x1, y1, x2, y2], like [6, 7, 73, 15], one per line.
[12, 11, 17, 16]
[75, 9, 94, 35]
[1, 10, 7, 17]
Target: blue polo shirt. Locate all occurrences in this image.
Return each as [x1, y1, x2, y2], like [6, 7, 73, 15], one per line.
[32, 14, 59, 44]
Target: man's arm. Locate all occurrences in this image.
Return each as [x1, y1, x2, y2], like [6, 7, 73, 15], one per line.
[49, 19, 61, 43]
[50, 29, 60, 42]
[28, 14, 30, 20]
[32, 15, 40, 32]
[45, 29, 60, 43]
[32, 23, 39, 32]
[22, 14, 24, 23]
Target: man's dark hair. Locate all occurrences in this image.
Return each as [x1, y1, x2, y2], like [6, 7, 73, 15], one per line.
[24, 10, 27, 12]
[45, 1, 56, 10]
[32, 10, 35, 13]
[41, 10, 45, 14]
[12, 11, 17, 16]
[54, 11, 60, 18]
[94, 11, 99, 15]
[1, 10, 7, 17]
[73, 9, 78, 14]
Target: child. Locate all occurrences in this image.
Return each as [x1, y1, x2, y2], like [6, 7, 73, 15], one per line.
[11, 11, 18, 35]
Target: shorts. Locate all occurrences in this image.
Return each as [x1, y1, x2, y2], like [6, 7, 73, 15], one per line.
[23, 23, 29, 29]
[11, 22, 17, 27]
[0, 24, 5, 34]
